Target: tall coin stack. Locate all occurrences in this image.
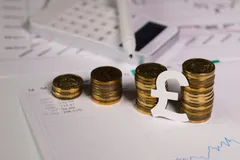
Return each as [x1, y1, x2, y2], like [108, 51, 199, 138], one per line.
[181, 58, 215, 123]
[91, 66, 122, 105]
[135, 63, 167, 115]
[52, 74, 83, 100]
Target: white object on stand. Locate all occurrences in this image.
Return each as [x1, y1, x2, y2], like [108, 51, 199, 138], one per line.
[29, 0, 179, 65]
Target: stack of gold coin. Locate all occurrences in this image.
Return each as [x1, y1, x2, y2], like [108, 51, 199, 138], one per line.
[135, 63, 167, 115]
[181, 58, 215, 123]
[52, 74, 83, 100]
[91, 66, 122, 105]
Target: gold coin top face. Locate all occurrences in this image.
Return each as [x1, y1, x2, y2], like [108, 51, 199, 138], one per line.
[136, 63, 167, 79]
[91, 66, 122, 82]
[183, 58, 215, 74]
[53, 74, 83, 90]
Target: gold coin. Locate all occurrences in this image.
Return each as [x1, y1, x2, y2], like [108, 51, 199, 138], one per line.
[136, 99, 156, 110]
[137, 96, 158, 104]
[187, 82, 214, 90]
[135, 75, 156, 83]
[91, 82, 121, 90]
[91, 88, 122, 95]
[52, 74, 83, 93]
[186, 76, 215, 87]
[134, 63, 167, 115]
[182, 99, 214, 109]
[135, 81, 156, 90]
[182, 98, 214, 108]
[135, 107, 152, 115]
[136, 88, 151, 96]
[91, 96, 121, 106]
[183, 71, 214, 80]
[182, 84, 214, 94]
[91, 86, 122, 93]
[181, 101, 213, 113]
[136, 99, 157, 108]
[52, 87, 81, 95]
[136, 63, 167, 80]
[52, 90, 81, 100]
[91, 78, 122, 86]
[91, 66, 122, 84]
[181, 107, 212, 116]
[189, 117, 211, 123]
[182, 89, 213, 98]
[181, 58, 215, 123]
[91, 91, 121, 98]
[183, 58, 215, 75]
[92, 94, 121, 101]
[182, 90, 214, 102]
[90, 66, 122, 106]
[135, 81, 167, 91]
[182, 93, 214, 106]
[187, 112, 212, 123]
[135, 103, 152, 115]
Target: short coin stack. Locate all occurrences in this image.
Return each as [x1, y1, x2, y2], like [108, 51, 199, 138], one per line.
[181, 58, 215, 123]
[91, 66, 122, 105]
[135, 63, 167, 115]
[52, 74, 83, 100]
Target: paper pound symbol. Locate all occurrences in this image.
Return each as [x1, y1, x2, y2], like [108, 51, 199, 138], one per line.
[151, 71, 189, 122]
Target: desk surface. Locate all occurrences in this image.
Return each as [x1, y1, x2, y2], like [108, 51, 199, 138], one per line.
[2, 56, 240, 160]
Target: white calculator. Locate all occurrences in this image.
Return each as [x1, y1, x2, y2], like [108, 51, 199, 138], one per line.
[29, 0, 179, 64]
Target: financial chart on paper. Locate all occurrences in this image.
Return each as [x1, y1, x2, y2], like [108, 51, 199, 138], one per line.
[136, 0, 240, 12]
[0, 0, 87, 60]
[18, 69, 240, 160]
[0, 0, 31, 59]
[182, 0, 240, 14]
[1, 0, 240, 61]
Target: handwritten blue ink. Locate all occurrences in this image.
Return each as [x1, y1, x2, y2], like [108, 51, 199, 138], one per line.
[176, 137, 240, 160]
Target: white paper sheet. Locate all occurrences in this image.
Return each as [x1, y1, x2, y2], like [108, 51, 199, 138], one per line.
[2, 1, 240, 160]
[18, 61, 240, 160]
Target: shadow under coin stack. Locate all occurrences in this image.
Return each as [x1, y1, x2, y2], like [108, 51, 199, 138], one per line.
[52, 74, 83, 100]
[135, 63, 167, 115]
[91, 66, 122, 105]
[181, 58, 215, 123]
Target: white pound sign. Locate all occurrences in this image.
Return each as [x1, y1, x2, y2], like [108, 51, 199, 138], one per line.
[151, 71, 189, 122]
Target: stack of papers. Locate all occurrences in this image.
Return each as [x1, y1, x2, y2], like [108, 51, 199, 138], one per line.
[18, 60, 240, 160]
